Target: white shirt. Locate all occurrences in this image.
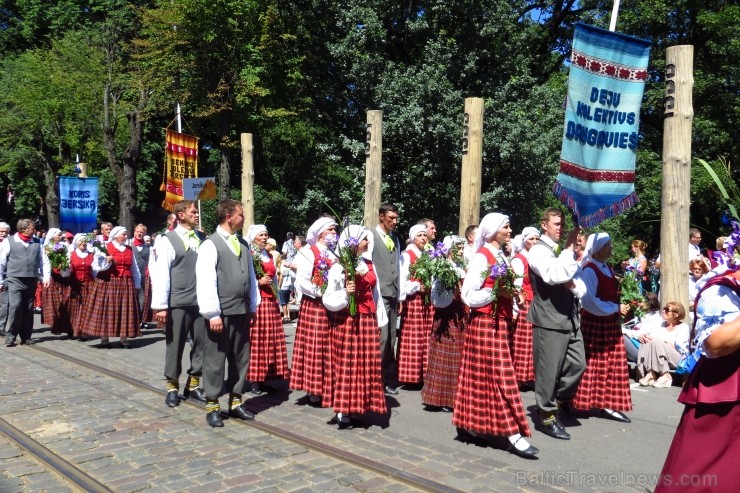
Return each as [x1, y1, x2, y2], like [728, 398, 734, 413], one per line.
[579, 260, 619, 317]
[0, 234, 51, 285]
[693, 281, 740, 358]
[294, 243, 331, 299]
[90, 241, 142, 289]
[321, 261, 387, 327]
[195, 226, 260, 320]
[149, 225, 200, 310]
[461, 243, 508, 308]
[400, 244, 424, 300]
[527, 234, 585, 298]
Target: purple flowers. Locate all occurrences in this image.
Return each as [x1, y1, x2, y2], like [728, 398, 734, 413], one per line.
[489, 262, 508, 279]
[53, 242, 67, 253]
[344, 236, 360, 248]
[325, 233, 338, 251]
[726, 221, 740, 257]
[429, 241, 448, 259]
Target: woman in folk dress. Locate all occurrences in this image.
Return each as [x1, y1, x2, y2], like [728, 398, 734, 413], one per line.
[68, 233, 94, 340]
[509, 227, 540, 388]
[42, 228, 72, 336]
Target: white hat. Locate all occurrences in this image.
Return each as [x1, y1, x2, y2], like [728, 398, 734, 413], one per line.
[44, 228, 61, 247]
[474, 213, 509, 250]
[306, 217, 338, 246]
[109, 226, 127, 243]
[583, 232, 611, 262]
[408, 224, 426, 241]
[246, 224, 268, 244]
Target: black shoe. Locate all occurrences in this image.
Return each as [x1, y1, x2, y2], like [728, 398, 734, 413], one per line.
[508, 439, 539, 459]
[441, 406, 453, 413]
[19, 339, 35, 345]
[337, 416, 354, 430]
[119, 341, 131, 349]
[5, 338, 16, 347]
[183, 386, 206, 402]
[165, 391, 180, 407]
[537, 419, 571, 440]
[0, 330, 6, 337]
[249, 383, 263, 396]
[229, 405, 255, 421]
[98, 341, 110, 349]
[206, 410, 224, 427]
[601, 409, 631, 423]
[384, 385, 399, 395]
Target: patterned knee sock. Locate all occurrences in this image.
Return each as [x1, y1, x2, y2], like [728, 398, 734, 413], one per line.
[206, 400, 220, 413]
[229, 393, 242, 410]
[187, 375, 200, 390]
[166, 379, 179, 392]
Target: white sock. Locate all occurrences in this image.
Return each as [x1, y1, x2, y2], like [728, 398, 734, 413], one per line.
[508, 433, 531, 451]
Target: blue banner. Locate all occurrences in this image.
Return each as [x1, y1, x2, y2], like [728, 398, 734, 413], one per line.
[59, 177, 99, 233]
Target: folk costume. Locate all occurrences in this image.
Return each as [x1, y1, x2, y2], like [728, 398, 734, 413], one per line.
[290, 217, 338, 406]
[68, 234, 94, 338]
[509, 227, 540, 384]
[41, 228, 72, 336]
[81, 226, 141, 347]
[246, 225, 289, 392]
[571, 233, 632, 421]
[398, 225, 435, 385]
[455, 213, 537, 458]
[132, 235, 154, 327]
[323, 225, 388, 428]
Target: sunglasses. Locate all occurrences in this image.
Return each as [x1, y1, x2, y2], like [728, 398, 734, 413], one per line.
[663, 307, 677, 314]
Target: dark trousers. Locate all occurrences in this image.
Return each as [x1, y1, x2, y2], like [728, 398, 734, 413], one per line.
[164, 305, 206, 382]
[379, 296, 398, 385]
[0, 287, 8, 333]
[5, 277, 37, 343]
[202, 314, 251, 401]
[533, 323, 586, 415]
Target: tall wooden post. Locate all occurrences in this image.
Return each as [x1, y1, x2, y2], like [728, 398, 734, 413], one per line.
[458, 98, 484, 236]
[241, 133, 255, 235]
[660, 46, 693, 310]
[363, 110, 383, 228]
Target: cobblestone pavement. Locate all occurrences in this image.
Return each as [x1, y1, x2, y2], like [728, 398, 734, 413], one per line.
[0, 432, 78, 493]
[0, 321, 684, 492]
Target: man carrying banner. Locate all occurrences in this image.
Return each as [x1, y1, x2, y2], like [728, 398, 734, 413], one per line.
[527, 208, 586, 440]
[151, 201, 208, 408]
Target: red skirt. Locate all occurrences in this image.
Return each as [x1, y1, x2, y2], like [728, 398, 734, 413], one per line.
[141, 274, 153, 323]
[421, 299, 466, 408]
[397, 294, 434, 384]
[331, 310, 387, 415]
[42, 275, 71, 335]
[247, 296, 289, 382]
[572, 312, 632, 412]
[510, 298, 535, 382]
[80, 276, 141, 339]
[289, 296, 333, 405]
[68, 281, 93, 337]
[453, 312, 530, 437]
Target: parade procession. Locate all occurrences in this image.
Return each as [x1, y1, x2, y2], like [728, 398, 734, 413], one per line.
[1, 1, 738, 492]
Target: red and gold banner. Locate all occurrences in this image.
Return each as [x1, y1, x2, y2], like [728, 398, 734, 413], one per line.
[161, 129, 199, 211]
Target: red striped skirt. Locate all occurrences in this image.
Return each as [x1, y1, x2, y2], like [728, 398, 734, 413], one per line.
[510, 299, 535, 382]
[572, 312, 632, 412]
[421, 299, 466, 408]
[42, 276, 72, 335]
[331, 311, 387, 415]
[247, 296, 289, 382]
[289, 296, 333, 405]
[80, 276, 141, 339]
[452, 312, 530, 437]
[398, 294, 434, 384]
[68, 281, 93, 337]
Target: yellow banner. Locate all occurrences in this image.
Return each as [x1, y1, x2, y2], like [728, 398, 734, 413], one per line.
[161, 129, 199, 211]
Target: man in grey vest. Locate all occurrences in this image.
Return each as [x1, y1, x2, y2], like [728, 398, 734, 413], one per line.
[151, 201, 208, 408]
[527, 208, 586, 440]
[0, 218, 50, 346]
[371, 203, 402, 394]
[0, 222, 10, 336]
[196, 199, 259, 427]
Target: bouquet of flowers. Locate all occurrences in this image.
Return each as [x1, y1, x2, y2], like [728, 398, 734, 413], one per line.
[334, 234, 363, 316]
[250, 246, 279, 298]
[429, 242, 462, 291]
[84, 233, 107, 255]
[482, 260, 520, 311]
[620, 266, 646, 318]
[45, 243, 69, 271]
[311, 251, 333, 294]
[408, 249, 434, 304]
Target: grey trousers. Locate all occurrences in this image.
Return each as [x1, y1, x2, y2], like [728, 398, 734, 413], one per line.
[202, 314, 251, 401]
[0, 286, 8, 333]
[164, 305, 206, 382]
[5, 277, 37, 343]
[533, 324, 586, 415]
[378, 296, 398, 386]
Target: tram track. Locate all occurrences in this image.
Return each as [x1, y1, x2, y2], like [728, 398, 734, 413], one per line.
[27, 344, 464, 493]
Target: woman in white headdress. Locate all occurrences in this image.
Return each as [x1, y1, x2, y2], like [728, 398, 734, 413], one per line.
[42, 228, 72, 336]
[571, 232, 632, 423]
[246, 224, 289, 395]
[81, 226, 141, 348]
[290, 216, 338, 406]
[454, 212, 538, 459]
[68, 233, 95, 340]
[509, 227, 540, 387]
[323, 225, 387, 428]
[397, 224, 434, 385]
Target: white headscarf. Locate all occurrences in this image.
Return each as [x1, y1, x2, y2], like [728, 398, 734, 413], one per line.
[474, 213, 509, 250]
[442, 235, 463, 251]
[306, 217, 338, 246]
[408, 224, 426, 242]
[109, 226, 126, 243]
[513, 227, 540, 253]
[72, 233, 88, 250]
[44, 228, 62, 247]
[246, 224, 268, 244]
[338, 225, 371, 257]
[583, 232, 611, 263]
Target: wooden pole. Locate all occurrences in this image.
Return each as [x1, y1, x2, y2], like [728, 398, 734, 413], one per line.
[458, 98, 484, 236]
[660, 46, 694, 310]
[240, 133, 255, 235]
[363, 110, 383, 229]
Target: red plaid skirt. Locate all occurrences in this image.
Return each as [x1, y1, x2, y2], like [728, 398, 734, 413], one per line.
[68, 281, 93, 337]
[572, 312, 633, 412]
[141, 274, 153, 323]
[453, 312, 530, 437]
[247, 296, 289, 382]
[398, 294, 434, 384]
[290, 296, 333, 405]
[80, 277, 141, 339]
[421, 299, 466, 408]
[331, 311, 387, 415]
[42, 275, 72, 335]
[510, 299, 535, 382]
